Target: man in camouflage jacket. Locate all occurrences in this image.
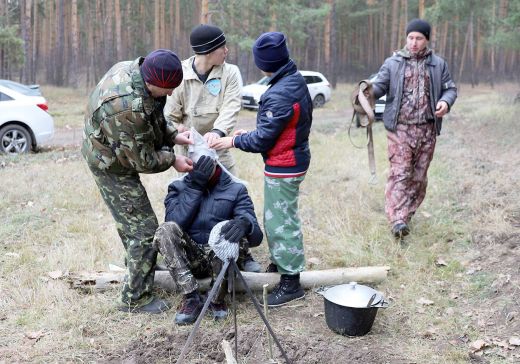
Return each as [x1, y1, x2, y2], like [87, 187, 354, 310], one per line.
[82, 49, 193, 313]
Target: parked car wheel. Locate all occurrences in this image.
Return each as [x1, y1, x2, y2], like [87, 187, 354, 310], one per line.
[313, 94, 326, 108]
[0, 83, 54, 155]
[0, 124, 32, 154]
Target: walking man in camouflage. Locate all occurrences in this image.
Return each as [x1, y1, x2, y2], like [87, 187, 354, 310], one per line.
[371, 19, 457, 238]
[82, 49, 193, 313]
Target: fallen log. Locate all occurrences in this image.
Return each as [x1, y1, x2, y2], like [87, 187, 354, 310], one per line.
[66, 266, 390, 293]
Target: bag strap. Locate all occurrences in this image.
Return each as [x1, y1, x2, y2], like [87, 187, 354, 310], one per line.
[349, 80, 377, 184]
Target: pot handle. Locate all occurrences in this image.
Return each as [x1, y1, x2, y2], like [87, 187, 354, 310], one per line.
[367, 293, 377, 307]
[314, 286, 331, 296]
[370, 297, 389, 308]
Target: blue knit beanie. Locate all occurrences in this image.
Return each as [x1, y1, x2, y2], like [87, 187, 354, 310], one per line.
[252, 32, 290, 72]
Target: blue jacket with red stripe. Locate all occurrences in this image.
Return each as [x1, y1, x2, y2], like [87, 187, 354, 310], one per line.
[233, 60, 312, 178]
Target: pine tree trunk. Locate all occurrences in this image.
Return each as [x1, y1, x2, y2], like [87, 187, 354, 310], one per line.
[269, 3, 277, 31]
[114, 0, 122, 61]
[20, 0, 33, 83]
[95, 0, 103, 80]
[174, 0, 180, 50]
[0, 0, 4, 77]
[497, 0, 508, 76]
[140, 0, 146, 54]
[56, 0, 65, 85]
[440, 21, 448, 57]
[201, 0, 209, 24]
[329, 0, 337, 88]
[324, 0, 332, 82]
[390, 0, 399, 51]
[63, 0, 70, 85]
[490, 1, 496, 80]
[44, 0, 53, 84]
[104, 1, 113, 71]
[159, 0, 165, 47]
[458, 13, 472, 83]
[31, 0, 38, 81]
[380, 5, 387, 61]
[70, 0, 79, 87]
[397, 0, 407, 48]
[85, 0, 93, 87]
[154, 1, 160, 48]
[167, 0, 173, 49]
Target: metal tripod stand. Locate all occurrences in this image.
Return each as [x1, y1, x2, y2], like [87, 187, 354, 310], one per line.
[176, 258, 291, 364]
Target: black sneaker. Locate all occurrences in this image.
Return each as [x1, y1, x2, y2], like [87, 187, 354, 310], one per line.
[175, 292, 204, 325]
[266, 274, 305, 307]
[118, 297, 171, 314]
[209, 301, 228, 321]
[392, 223, 410, 238]
[265, 263, 278, 273]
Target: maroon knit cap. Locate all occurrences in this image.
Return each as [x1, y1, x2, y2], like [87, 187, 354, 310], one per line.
[141, 49, 183, 89]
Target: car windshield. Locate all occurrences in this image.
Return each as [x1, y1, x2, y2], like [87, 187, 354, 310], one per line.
[0, 80, 41, 96]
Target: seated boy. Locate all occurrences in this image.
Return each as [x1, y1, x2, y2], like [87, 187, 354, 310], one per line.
[153, 139, 263, 325]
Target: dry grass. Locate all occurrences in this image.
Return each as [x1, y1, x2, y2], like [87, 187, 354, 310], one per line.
[1, 83, 519, 363]
[41, 85, 90, 128]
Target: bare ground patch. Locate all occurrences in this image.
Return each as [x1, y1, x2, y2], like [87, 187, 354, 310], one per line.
[104, 293, 404, 364]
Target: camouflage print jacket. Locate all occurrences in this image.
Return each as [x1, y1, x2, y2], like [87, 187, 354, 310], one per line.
[82, 57, 178, 175]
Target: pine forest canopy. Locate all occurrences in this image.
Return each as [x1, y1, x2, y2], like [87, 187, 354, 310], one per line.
[0, 0, 518, 88]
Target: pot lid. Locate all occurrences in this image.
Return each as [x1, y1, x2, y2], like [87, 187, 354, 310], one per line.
[322, 282, 387, 308]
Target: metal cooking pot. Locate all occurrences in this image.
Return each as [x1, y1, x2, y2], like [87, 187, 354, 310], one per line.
[318, 282, 388, 336]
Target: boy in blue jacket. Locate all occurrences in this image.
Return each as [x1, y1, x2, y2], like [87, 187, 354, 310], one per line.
[213, 32, 312, 306]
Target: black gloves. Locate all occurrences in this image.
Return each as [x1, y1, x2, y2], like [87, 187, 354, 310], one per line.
[188, 155, 215, 189]
[221, 217, 251, 244]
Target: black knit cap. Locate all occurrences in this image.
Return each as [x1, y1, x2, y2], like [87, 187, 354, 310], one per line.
[141, 49, 183, 89]
[406, 18, 431, 40]
[190, 24, 226, 54]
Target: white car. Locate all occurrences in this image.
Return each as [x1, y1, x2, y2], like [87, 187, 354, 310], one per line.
[0, 84, 54, 154]
[241, 70, 331, 110]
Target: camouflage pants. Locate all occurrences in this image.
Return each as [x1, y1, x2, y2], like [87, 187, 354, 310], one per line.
[385, 123, 437, 225]
[264, 175, 306, 275]
[88, 166, 158, 307]
[153, 221, 232, 303]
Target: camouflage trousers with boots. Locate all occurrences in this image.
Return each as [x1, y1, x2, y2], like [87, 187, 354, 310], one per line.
[385, 123, 437, 226]
[88, 166, 158, 308]
[153, 221, 231, 304]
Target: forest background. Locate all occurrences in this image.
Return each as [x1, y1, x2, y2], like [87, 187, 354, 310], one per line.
[0, 0, 519, 90]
